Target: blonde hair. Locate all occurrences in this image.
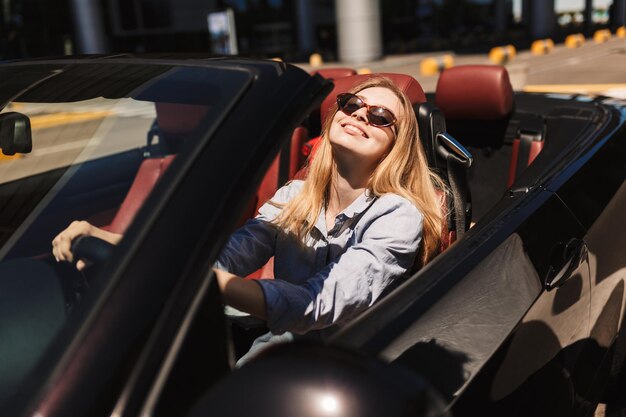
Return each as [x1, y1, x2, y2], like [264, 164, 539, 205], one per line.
[274, 75, 445, 266]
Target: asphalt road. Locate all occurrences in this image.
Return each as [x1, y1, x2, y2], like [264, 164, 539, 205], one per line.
[298, 35, 626, 97]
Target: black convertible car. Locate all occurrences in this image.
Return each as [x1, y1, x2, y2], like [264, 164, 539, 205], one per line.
[0, 56, 625, 417]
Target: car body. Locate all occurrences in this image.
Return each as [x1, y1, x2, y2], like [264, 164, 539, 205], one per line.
[0, 56, 625, 417]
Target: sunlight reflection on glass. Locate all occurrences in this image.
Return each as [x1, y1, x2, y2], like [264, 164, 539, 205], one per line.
[319, 393, 340, 415]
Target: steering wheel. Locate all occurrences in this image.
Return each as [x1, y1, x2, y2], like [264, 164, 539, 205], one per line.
[70, 235, 115, 269]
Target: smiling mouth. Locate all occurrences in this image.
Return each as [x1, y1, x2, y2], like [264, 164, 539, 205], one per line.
[342, 123, 368, 138]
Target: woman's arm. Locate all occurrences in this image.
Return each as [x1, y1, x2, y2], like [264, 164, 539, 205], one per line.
[214, 181, 303, 277]
[52, 220, 122, 269]
[213, 268, 267, 319]
[256, 197, 424, 335]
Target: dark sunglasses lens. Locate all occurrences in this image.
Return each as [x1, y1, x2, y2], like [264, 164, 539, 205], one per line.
[338, 94, 363, 114]
[368, 107, 394, 126]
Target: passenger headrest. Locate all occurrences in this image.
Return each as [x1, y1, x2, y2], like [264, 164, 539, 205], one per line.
[435, 65, 514, 148]
[155, 103, 211, 134]
[435, 65, 513, 120]
[311, 67, 357, 80]
[320, 73, 426, 125]
[154, 102, 211, 153]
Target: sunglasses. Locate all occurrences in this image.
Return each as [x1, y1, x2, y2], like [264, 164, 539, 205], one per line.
[336, 93, 397, 128]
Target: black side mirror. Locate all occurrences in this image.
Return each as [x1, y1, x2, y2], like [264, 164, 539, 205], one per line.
[0, 112, 32, 155]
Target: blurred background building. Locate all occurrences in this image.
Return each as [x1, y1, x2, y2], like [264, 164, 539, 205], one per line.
[0, 0, 624, 63]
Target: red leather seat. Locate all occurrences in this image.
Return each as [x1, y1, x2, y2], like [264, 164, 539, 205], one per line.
[107, 155, 175, 234]
[436, 65, 513, 123]
[436, 65, 514, 148]
[435, 65, 518, 224]
[436, 65, 535, 189]
[311, 67, 357, 80]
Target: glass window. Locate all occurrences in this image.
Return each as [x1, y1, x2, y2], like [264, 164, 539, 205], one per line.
[0, 62, 251, 406]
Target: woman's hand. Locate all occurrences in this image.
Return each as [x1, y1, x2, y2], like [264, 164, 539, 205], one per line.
[52, 221, 122, 270]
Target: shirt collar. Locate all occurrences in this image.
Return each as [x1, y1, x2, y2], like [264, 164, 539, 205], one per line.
[341, 189, 376, 219]
[313, 190, 376, 237]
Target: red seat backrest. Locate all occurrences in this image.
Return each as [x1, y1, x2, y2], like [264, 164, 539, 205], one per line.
[436, 65, 513, 121]
[108, 155, 175, 234]
[435, 64, 513, 149]
[311, 67, 357, 80]
[106, 102, 211, 235]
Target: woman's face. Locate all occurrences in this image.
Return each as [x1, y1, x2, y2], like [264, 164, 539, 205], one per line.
[329, 86, 403, 169]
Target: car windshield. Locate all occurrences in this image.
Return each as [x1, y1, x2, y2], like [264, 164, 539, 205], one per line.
[0, 61, 251, 405]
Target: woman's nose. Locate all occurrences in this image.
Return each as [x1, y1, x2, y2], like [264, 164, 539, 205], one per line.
[351, 107, 368, 123]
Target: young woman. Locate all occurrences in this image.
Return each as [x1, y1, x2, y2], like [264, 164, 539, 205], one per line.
[213, 75, 444, 342]
[52, 75, 444, 360]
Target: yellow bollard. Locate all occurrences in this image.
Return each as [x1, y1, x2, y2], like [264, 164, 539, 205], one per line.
[531, 39, 554, 55]
[0, 153, 23, 162]
[420, 54, 454, 76]
[565, 33, 585, 48]
[616, 26, 626, 39]
[489, 45, 516, 64]
[309, 53, 323, 67]
[356, 67, 372, 74]
[593, 29, 611, 43]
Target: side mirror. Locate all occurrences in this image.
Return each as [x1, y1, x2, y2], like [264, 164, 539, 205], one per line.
[0, 112, 32, 155]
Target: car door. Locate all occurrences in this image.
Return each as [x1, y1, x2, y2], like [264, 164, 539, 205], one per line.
[357, 189, 591, 417]
[445, 192, 591, 417]
[551, 110, 626, 406]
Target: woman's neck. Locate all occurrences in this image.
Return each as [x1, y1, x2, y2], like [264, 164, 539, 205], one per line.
[327, 160, 371, 215]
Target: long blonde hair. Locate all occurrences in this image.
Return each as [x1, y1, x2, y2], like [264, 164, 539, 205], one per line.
[275, 75, 445, 266]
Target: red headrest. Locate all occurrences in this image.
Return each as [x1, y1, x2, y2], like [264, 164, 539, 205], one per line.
[311, 67, 357, 80]
[320, 73, 427, 126]
[435, 65, 513, 120]
[155, 103, 211, 134]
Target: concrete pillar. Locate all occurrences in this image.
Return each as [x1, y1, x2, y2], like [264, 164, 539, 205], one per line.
[335, 0, 382, 64]
[522, 0, 530, 26]
[69, 0, 108, 54]
[529, 0, 555, 39]
[612, 0, 626, 26]
[295, 0, 315, 55]
[584, 0, 593, 34]
[494, 0, 508, 34]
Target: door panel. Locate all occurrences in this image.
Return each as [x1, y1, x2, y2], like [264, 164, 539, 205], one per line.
[576, 178, 626, 403]
[437, 193, 591, 417]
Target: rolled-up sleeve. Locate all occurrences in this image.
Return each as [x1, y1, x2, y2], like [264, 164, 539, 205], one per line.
[214, 181, 303, 277]
[257, 197, 424, 335]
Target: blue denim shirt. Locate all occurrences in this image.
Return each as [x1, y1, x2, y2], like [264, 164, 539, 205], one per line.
[216, 180, 424, 336]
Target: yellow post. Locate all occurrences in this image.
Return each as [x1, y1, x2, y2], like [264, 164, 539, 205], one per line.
[593, 29, 611, 43]
[0, 153, 23, 163]
[617, 26, 626, 39]
[489, 45, 516, 64]
[531, 39, 554, 55]
[565, 33, 585, 48]
[420, 54, 454, 76]
[309, 53, 323, 67]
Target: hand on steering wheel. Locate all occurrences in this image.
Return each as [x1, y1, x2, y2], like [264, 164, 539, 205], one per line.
[52, 221, 122, 270]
